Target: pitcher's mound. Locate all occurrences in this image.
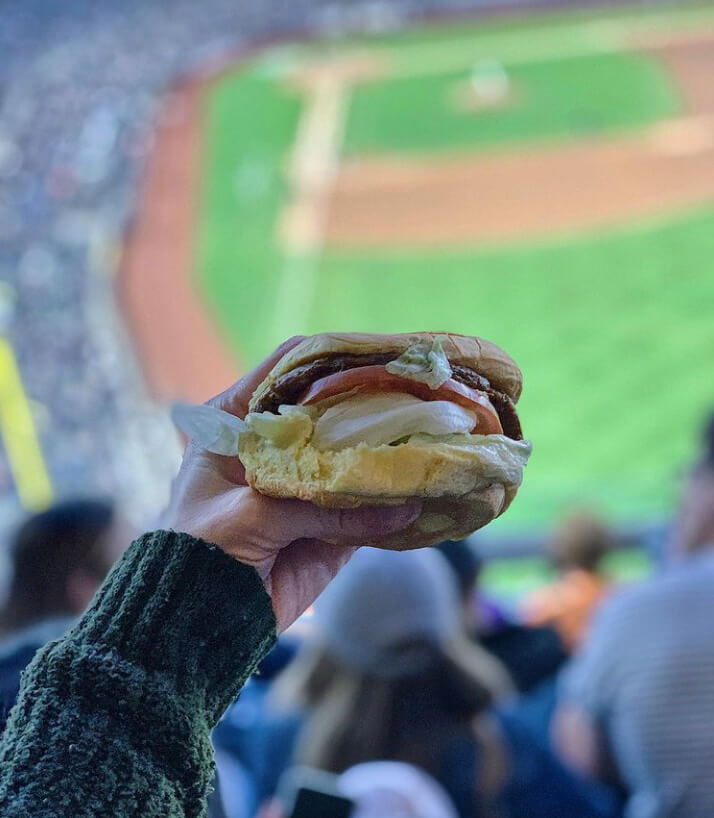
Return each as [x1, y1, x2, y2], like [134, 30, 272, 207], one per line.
[450, 59, 515, 112]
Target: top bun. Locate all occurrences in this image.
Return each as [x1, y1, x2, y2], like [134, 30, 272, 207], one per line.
[250, 332, 522, 411]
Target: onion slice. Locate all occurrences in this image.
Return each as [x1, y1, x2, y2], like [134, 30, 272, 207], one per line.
[312, 393, 477, 451]
[301, 365, 503, 435]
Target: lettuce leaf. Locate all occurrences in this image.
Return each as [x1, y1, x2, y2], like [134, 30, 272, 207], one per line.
[171, 402, 314, 453]
[245, 404, 313, 448]
[385, 336, 452, 389]
[410, 433, 532, 486]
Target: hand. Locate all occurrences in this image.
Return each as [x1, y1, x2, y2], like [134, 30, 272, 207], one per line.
[255, 801, 285, 818]
[163, 337, 421, 631]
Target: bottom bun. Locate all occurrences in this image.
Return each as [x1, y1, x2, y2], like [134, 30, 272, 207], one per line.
[238, 433, 518, 550]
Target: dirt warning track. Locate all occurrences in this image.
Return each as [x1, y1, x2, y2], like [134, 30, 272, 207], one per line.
[120, 81, 239, 403]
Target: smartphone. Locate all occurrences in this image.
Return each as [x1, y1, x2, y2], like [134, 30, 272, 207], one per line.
[278, 767, 355, 818]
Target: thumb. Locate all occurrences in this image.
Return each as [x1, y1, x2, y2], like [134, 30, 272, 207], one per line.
[260, 496, 422, 546]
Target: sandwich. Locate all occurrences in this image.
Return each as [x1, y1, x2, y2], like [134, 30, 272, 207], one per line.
[237, 332, 531, 550]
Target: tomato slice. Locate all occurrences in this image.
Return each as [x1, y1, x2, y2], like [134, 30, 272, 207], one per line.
[299, 365, 503, 435]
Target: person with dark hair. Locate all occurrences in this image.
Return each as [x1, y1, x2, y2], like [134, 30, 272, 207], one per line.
[436, 539, 566, 692]
[0, 499, 119, 635]
[252, 546, 618, 818]
[0, 498, 126, 728]
[261, 547, 505, 818]
[0, 338, 423, 818]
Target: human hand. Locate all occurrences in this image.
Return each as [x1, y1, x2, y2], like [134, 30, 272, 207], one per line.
[255, 801, 285, 818]
[162, 337, 421, 631]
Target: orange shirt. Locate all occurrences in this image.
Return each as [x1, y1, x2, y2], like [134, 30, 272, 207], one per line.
[520, 569, 610, 652]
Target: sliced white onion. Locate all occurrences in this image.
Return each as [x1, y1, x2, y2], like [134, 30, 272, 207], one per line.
[312, 393, 476, 451]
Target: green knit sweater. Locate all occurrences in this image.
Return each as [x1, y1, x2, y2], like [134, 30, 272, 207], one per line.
[0, 530, 277, 817]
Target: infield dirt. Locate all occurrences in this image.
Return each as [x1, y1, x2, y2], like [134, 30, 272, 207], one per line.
[324, 37, 714, 248]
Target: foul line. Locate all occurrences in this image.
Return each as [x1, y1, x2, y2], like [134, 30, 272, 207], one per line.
[0, 338, 53, 510]
[271, 72, 350, 345]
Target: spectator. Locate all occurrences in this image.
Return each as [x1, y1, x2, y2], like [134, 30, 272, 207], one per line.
[521, 512, 615, 651]
[253, 547, 618, 818]
[0, 498, 126, 727]
[259, 547, 500, 817]
[553, 455, 714, 817]
[437, 539, 566, 692]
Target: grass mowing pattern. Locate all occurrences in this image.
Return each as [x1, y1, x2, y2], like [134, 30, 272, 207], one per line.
[344, 52, 678, 156]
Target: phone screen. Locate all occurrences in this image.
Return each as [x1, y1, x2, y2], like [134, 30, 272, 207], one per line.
[289, 786, 354, 818]
[279, 767, 355, 818]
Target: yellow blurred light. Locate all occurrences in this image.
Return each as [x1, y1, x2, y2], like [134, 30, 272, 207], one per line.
[0, 339, 53, 511]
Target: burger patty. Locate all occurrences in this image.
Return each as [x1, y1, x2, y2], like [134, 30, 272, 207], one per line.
[253, 354, 523, 440]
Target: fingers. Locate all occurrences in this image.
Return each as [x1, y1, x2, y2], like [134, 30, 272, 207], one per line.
[210, 335, 305, 418]
[255, 801, 285, 818]
[269, 538, 359, 631]
[253, 494, 422, 546]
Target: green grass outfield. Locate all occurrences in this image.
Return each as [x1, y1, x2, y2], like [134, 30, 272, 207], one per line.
[197, 2, 714, 535]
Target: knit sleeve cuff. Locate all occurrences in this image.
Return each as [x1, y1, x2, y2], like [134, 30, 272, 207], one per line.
[71, 530, 277, 718]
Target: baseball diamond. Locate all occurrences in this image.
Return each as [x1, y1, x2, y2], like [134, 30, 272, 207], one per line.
[122, 3, 714, 534]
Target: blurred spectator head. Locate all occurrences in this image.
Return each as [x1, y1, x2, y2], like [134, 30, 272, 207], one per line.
[275, 548, 499, 776]
[549, 511, 615, 573]
[314, 547, 459, 678]
[434, 539, 482, 603]
[671, 416, 714, 558]
[673, 470, 714, 557]
[340, 761, 458, 818]
[696, 411, 714, 474]
[0, 498, 123, 635]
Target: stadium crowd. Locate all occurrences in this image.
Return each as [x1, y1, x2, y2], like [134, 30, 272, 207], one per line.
[0, 339, 712, 818]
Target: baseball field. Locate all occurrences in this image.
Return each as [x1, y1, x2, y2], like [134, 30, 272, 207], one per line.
[125, 2, 714, 535]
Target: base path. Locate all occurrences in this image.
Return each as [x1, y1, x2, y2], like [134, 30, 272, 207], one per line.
[325, 35, 714, 248]
[120, 81, 239, 404]
[326, 121, 714, 247]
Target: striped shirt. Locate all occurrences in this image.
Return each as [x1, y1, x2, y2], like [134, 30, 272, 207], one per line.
[561, 552, 714, 818]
